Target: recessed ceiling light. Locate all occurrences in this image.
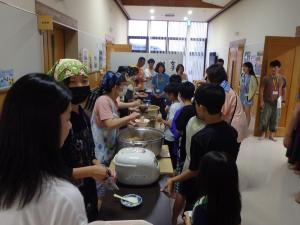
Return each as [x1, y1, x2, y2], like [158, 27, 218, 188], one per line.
[188, 10, 193, 15]
[184, 16, 188, 21]
[150, 9, 155, 14]
[151, 16, 155, 20]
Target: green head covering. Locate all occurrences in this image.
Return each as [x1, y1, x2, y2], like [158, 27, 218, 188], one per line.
[48, 58, 89, 82]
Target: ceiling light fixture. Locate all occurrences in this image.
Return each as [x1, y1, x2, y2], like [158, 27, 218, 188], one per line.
[188, 10, 193, 15]
[184, 16, 188, 21]
[151, 16, 155, 20]
[150, 9, 155, 14]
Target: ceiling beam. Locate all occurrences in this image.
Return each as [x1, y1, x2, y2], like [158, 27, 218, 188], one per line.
[114, 0, 130, 20]
[207, 0, 241, 22]
[120, 0, 223, 8]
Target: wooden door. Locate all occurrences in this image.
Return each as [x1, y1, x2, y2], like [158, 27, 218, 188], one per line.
[254, 36, 300, 136]
[42, 24, 66, 72]
[227, 39, 246, 93]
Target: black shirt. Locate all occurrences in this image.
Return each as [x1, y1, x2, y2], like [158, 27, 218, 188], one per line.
[175, 105, 195, 163]
[189, 121, 239, 171]
[61, 106, 98, 222]
[192, 204, 241, 225]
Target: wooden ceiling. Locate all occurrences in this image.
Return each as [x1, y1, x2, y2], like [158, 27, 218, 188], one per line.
[120, 0, 223, 8]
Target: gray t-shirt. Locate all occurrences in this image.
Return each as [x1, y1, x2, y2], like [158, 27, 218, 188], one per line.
[182, 116, 205, 172]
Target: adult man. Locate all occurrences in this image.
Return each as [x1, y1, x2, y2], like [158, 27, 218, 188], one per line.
[135, 57, 146, 90]
[259, 60, 286, 141]
[144, 58, 156, 92]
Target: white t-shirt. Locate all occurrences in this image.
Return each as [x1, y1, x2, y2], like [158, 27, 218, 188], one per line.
[182, 116, 205, 172]
[0, 178, 88, 225]
[144, 68, 156, 91]
[164, 102, 182, 141]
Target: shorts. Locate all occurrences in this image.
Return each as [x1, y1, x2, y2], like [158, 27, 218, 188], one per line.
[179, 177, 200, 211]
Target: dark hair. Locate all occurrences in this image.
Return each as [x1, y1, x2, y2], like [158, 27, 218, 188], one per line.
[164, 83, 179, 97]
[270, 60, 281, 68]
[206, 64, 228, 84]
[217, 58, 224, 63]
[179, 81, 195, 100]
[148, 58, 155, 64]
[169, 74, 182, 84]
[194, 83, 225, 114]
[155, 62, 166, 73]
[85, 71, 126, 111]
[198, 151, 241, 225]
[117, 66, 138, 77]
[176, 64, 184, 73]
[243, 62, 255, 76]
[0, 74, 71, 209]
[138, 57, 146, 62]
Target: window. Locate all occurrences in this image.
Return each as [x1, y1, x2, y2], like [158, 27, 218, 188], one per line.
[149, 39, 166, 52]
[168, 22, 187, 38]
[128, 20, 148, 36]
[149, 21, 168, 37]
[168, 40, 185, 52]
[190, 22, 208, 39]
[129, 38, 147, 52]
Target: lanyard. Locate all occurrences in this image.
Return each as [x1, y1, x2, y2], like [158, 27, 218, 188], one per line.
[272, 76, 279, 91]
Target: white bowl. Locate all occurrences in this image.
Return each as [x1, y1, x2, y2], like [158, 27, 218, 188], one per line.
[135, 118, 150, 127]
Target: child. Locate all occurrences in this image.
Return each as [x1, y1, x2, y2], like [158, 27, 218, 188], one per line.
[171, 81, 196, 225]
[162, 83, 240, 211]
[184, 151, 241, 225]
[158, 83, 182, 168]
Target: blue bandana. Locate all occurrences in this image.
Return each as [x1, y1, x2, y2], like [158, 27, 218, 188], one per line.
[101, 71, 122, 91]
[220, 80, 231, 92]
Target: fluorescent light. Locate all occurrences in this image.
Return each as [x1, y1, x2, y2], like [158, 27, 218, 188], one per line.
[151, 16, 155, 20]
[188, 10, 193, 15]
[150, 9, 155, 14]
[184, 16, 188, 21]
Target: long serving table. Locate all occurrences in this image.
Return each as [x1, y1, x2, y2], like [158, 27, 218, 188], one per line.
[99, 146, 173, 225]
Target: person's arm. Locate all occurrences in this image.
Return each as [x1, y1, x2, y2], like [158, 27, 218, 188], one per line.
[183, 212, 192, 225]
[102, 112, 140, 129]
[72, 164, 108, 181]
[161, 169, 198, 194]
[157, 118, 172, 127]
[117, 99, 141, 109]
[284, 103, 300, 148]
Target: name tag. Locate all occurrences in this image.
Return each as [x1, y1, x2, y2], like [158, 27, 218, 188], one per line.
[245, 93, 249, 97]
[156, 89, 160, 93]
[273, 91, 279, 95]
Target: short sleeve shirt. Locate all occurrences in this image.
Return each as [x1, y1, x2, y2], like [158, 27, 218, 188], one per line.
[164, 102, 183, 141]
[189, 121, 239, 171]
[94, 95, 118, 127]
[152, 73, 169, 94]
[263, 75, 285, 104]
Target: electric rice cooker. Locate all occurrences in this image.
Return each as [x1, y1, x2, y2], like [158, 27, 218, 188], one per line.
[114, 147, 160, 186]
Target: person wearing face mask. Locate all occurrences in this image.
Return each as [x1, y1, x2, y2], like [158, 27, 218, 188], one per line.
[91, 71, 140, 167]
[48, 59, 108, 222]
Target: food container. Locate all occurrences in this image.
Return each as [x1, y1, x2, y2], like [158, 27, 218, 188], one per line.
[135, 118, 150, 127]
[118, 127, 164, 156]
[145, 105, 160, 117]
[114, 148, 160, 185]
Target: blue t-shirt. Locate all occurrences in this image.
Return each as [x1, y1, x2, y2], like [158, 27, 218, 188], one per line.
[152, 73, 169, 94]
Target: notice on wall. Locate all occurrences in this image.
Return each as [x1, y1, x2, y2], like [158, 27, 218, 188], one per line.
[0, 69, 14, 89]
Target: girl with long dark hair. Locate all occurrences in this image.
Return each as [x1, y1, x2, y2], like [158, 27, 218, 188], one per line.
[240, 62, 258, 126]
[185, 151, 241, 225]
[0, 74, 88, 225]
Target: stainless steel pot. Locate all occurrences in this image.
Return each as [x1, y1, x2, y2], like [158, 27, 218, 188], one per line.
[118, 127, 164, 156]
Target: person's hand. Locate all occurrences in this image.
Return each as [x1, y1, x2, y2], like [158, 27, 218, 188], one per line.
[128, 120, 137, 127]
[157, 117, 163, 123]
[183, 212, 192, 225]
[129, 112, 140, 120]
[283, 136, 292, 148]
[91, 165, 109, 181]
[133, 99, 142, 107]
[160, 178, 175, 196]
[92, 159, 100, 165]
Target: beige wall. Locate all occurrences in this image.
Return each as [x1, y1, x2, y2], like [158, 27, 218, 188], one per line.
[3, 0, 128, 49]
[206, 0, 300, 68]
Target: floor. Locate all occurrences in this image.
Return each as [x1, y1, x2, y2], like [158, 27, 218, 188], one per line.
[239, 136, 300, 225]
[175, 134, 300, 225]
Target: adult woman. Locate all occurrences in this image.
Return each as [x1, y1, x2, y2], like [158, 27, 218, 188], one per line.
[184, 151, 241, 225]
[240, 62, 258, 126]
[0, 74, 88, 225]
[176, 64, 188, 82]
[152, 62, 170, 119]
[206, 64, 248, 145]
[48, 59, 108, 222]
[91, 71, 140, 166]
